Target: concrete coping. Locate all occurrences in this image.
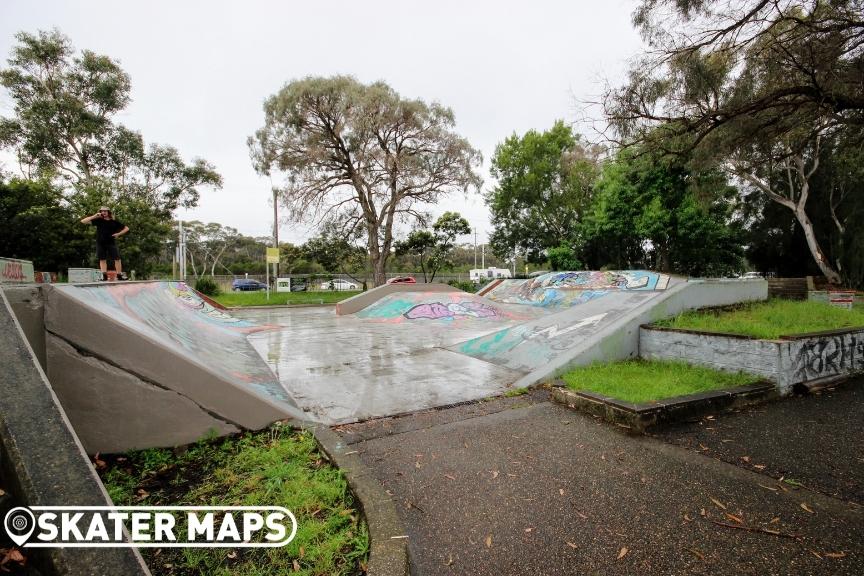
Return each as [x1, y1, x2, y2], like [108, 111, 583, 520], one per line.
[306, 422, 409, 576]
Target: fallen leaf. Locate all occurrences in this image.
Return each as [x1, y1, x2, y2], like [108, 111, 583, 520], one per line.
[299, 546, 305, 558]
[800, 503, 815, 514]
[700, 508, 707, 517]
[4, 549, 25, 563]
[753, 464, 766, 470]
[444, 474, 455, 480]
[415, 461, 422, 469]
[559, 489, 565, 496]
[758, 484, 778, 491]
[0, 488, 5, 497]
[810, 550, 823, 560]
[227, 551, 237, 559]
[740, 456, 750, 463]
[683, 514, 692, 522]
[687, 548, 705, 561]
[725, 513, 744, 524]
[709, 497, 727, 510]
[699, 444, 710, 451]
[566, 541, 578, 549]
[293, 559, 301, 571]
[825, 551, 846, 559]
[485, 535, 492, 548]
[617, 547, 629, 559]
[769, 517, 780, 524]
[491, 470, 499, 479]
[575, 511, 588, 519]
[445, 554, 454, 566]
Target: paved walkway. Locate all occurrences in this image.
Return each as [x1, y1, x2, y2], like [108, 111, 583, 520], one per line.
[336, 385, 864, 575]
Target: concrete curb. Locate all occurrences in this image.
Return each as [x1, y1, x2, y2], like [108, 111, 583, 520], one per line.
[310, 424, 410, 576]
[551, 381, 779, 432]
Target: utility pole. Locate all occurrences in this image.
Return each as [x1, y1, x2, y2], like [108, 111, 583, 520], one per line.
[482, 243, 485, 269]
[273, 188, 279, 279]
[474, 230, 477, 269]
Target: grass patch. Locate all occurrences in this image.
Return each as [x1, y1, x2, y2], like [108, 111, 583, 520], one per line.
[503, 387, 530, 397]
[98, 424, 368, 576]
[654, 299, 864, 339]
[212, 290, 361, 307]
[562, 359, 761, 404]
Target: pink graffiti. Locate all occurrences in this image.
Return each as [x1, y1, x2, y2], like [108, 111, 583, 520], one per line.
[404, 301, 499, 320]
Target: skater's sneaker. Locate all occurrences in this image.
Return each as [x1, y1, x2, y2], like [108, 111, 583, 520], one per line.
[117, 273, 128, 281]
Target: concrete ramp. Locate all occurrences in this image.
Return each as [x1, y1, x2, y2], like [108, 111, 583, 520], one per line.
[452, 278, 768, 388]
[355, 291, 546, 324]
[41, 281, 304, 453]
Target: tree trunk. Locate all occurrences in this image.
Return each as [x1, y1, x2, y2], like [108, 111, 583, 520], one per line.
[371, 254, 387, 287]
[794, 208, 842, 284]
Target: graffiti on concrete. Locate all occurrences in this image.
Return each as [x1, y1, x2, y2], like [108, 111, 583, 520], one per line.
[485, 270, 669, 308]
[0, 257, 35, 284]
[792, 333, 864, 381]
[404, 301, 499, 320]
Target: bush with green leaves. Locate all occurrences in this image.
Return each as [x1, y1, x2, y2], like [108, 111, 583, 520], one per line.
[194, 276, 221, 296]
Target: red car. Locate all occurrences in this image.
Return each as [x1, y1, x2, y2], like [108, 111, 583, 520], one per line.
[387, 276, 416, 284]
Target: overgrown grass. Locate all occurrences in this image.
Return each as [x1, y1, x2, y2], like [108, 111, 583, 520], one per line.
[563, 360, 761, 404]
[654, 299, 864, 339]
[99, 424, 368, 576]
[212, 290, 361, 307]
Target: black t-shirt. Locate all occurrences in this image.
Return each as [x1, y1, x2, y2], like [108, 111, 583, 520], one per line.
[92, 218, 126, 244]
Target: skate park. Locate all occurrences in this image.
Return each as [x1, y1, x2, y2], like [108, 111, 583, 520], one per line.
[2, 270, 766, 452]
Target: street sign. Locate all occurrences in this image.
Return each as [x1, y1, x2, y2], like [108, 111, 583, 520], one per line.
[266, 248, 280, 264]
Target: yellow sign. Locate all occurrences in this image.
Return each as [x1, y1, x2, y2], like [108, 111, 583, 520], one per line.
[266, 247, 280, 264]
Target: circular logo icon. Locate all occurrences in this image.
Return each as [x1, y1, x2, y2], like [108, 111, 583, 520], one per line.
[4, 507, 35, 547]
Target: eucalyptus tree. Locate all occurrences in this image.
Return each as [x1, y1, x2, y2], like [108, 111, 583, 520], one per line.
[605, 0, 864, 283]
[248, 76, 482, 286]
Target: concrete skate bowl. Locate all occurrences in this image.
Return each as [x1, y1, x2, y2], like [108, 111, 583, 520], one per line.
[38, 281, 304, 453]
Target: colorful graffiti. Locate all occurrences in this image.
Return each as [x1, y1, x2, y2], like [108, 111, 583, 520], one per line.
[485, 271, 669, 308]
[356, 292, 528, 324]
[404, 301, 499, 320]
[62, 282, 289, 403]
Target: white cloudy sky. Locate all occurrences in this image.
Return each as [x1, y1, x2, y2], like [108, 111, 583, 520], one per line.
[0, 0, 644, 244]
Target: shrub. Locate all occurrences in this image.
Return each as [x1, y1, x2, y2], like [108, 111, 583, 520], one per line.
[194, 276, 221, 296]
[447, 279, 476, 292]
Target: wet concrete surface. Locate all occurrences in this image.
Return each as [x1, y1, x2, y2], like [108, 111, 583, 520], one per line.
[655, 380, 864, 504]
[338, 390, 864, 576]
[235, 306, 530, 424]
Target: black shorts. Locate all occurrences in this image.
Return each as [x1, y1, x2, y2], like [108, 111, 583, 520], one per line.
[96, 243, 120, 261]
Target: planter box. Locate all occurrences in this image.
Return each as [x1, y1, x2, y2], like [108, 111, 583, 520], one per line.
[551, 382, 777, 433]
[640, 326, 864, 393]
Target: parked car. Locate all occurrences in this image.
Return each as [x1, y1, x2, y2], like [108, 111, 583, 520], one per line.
[290, 280, 308, 292]
[387, 276, 416, 284]
[741, 271, 764, 279]
[319, 279, 358, 291]
[232, 279, 267, 291]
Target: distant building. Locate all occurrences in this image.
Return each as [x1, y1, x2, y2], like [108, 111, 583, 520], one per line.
[469, 267, 512, 282]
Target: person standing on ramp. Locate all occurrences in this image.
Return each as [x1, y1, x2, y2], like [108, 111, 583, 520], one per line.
[80, 206, 129, 280]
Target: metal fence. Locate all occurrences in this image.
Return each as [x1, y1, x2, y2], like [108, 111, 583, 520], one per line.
[186, 272, 475, 292]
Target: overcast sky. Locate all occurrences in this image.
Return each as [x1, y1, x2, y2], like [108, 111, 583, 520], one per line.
[0, 0, 644, 245]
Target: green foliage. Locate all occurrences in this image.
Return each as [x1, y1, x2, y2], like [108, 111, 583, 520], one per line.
[0, 178, 91, 270]
[0, 30, 222, 277]
[547, 245, 582, 271]
[446, 279, 476, 292]
[395, 211, 471, 281]
[563, 360, 760, 404]
[487, 121, 601, 262]
[655, 299, 864, 339]
[99, 424, 368, 575]
[194, 276, 221, 297]
[582, 147, 743, 276]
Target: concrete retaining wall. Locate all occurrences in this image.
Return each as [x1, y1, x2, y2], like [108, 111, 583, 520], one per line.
[640, 326, 864, 393]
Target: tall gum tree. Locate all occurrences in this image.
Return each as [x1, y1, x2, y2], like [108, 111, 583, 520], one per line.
[605, 0, 864, 283]
[248, 76, 482, 286]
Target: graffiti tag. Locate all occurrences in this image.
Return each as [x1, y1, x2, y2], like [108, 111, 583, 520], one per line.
[404, 301, 499, 320]
[792, 334, 864, 381]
